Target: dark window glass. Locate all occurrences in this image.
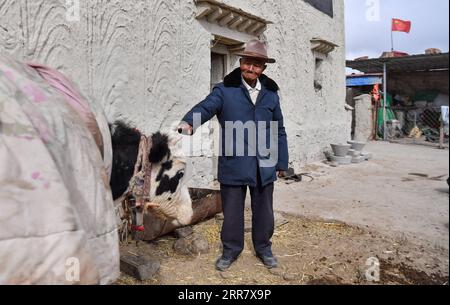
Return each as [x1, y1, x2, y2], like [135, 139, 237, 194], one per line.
[304, 0, 334, 18]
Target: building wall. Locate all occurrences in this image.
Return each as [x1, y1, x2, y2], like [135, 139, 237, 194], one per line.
[0, 0, 350, 187]
[225, 0, 349, 168]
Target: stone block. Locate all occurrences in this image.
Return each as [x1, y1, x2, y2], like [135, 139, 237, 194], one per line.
[120, 255, 160, 281]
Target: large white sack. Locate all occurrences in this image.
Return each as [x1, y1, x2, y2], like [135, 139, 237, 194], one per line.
[0, 53, 119, 284]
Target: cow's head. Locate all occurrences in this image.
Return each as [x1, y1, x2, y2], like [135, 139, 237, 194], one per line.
[146, 131, 193, 226]
[109, 121, 193, 226]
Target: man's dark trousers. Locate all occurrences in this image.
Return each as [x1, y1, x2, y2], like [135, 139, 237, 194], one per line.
[220, 173, 275, 259]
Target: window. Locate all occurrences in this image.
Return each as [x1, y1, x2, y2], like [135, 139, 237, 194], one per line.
[211, 52, 226, 90]
[304, 0, 334, 18]
[314, 58, 324, 92]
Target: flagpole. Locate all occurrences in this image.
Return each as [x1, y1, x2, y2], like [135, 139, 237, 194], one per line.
[391, 29, 394, 51]
[390, 18, 394, 51]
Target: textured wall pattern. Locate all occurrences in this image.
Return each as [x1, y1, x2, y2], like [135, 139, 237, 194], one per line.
[223, 0, 350, 166]
[1, 0, 350, 187]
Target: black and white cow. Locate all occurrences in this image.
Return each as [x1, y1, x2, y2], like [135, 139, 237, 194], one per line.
[109, 121, 193, 226]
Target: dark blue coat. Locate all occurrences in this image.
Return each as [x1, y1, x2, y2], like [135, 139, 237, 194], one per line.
[182, 68, 289, 187]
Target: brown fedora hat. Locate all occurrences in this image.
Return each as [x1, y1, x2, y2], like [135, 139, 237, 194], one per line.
[235, 39, 276, 64]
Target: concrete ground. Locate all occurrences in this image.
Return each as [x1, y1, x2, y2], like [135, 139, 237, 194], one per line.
[269, 141, 449, 250]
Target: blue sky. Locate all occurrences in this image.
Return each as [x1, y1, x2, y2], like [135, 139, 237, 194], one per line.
[345, 0, 449, 60]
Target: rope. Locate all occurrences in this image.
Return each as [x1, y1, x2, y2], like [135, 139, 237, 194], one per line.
[118, 134, 158, 242]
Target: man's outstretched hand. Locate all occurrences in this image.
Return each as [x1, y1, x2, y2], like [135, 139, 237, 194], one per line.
[177, 122, 193, 135]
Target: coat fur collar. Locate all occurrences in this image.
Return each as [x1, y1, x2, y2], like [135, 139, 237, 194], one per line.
[224, 68, 279, 92]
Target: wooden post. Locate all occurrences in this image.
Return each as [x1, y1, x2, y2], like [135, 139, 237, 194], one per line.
[372, 98, 378, 140]
[383, 62, 388, 141]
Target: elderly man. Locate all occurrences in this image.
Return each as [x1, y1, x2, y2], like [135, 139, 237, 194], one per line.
[178, 39, 289, 271]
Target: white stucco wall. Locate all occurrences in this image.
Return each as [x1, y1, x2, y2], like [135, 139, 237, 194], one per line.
[224, 0, 350, 167]
[0, 0, 350, 188]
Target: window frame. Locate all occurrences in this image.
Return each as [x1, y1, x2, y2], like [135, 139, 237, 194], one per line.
[304, 0, 334, 18]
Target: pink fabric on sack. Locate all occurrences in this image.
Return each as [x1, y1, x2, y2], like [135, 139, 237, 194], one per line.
[27, 63, 104, 158]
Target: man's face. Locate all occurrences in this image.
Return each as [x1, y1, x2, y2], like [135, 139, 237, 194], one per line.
[240, 57, 267, 83]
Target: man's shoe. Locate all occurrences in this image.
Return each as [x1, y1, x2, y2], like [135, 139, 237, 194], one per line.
[257, 254, 278, 269]
[215, 256, 237, 271]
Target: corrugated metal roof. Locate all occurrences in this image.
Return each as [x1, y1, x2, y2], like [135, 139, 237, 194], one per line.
[346, 53, 449, 73]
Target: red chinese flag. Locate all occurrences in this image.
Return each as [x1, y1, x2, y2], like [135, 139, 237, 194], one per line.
[392, 18, 412, 33]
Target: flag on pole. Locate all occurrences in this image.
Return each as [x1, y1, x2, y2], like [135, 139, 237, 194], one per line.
[392, 18, 412, 33]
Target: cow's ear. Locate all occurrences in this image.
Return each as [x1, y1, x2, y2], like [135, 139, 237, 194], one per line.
[110, 121, 141, 144]
[149, 132, 170, 163]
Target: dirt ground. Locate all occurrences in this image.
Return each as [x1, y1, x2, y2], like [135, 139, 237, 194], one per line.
[116, 141, 449, 285]
[116, 209, 448, 285]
